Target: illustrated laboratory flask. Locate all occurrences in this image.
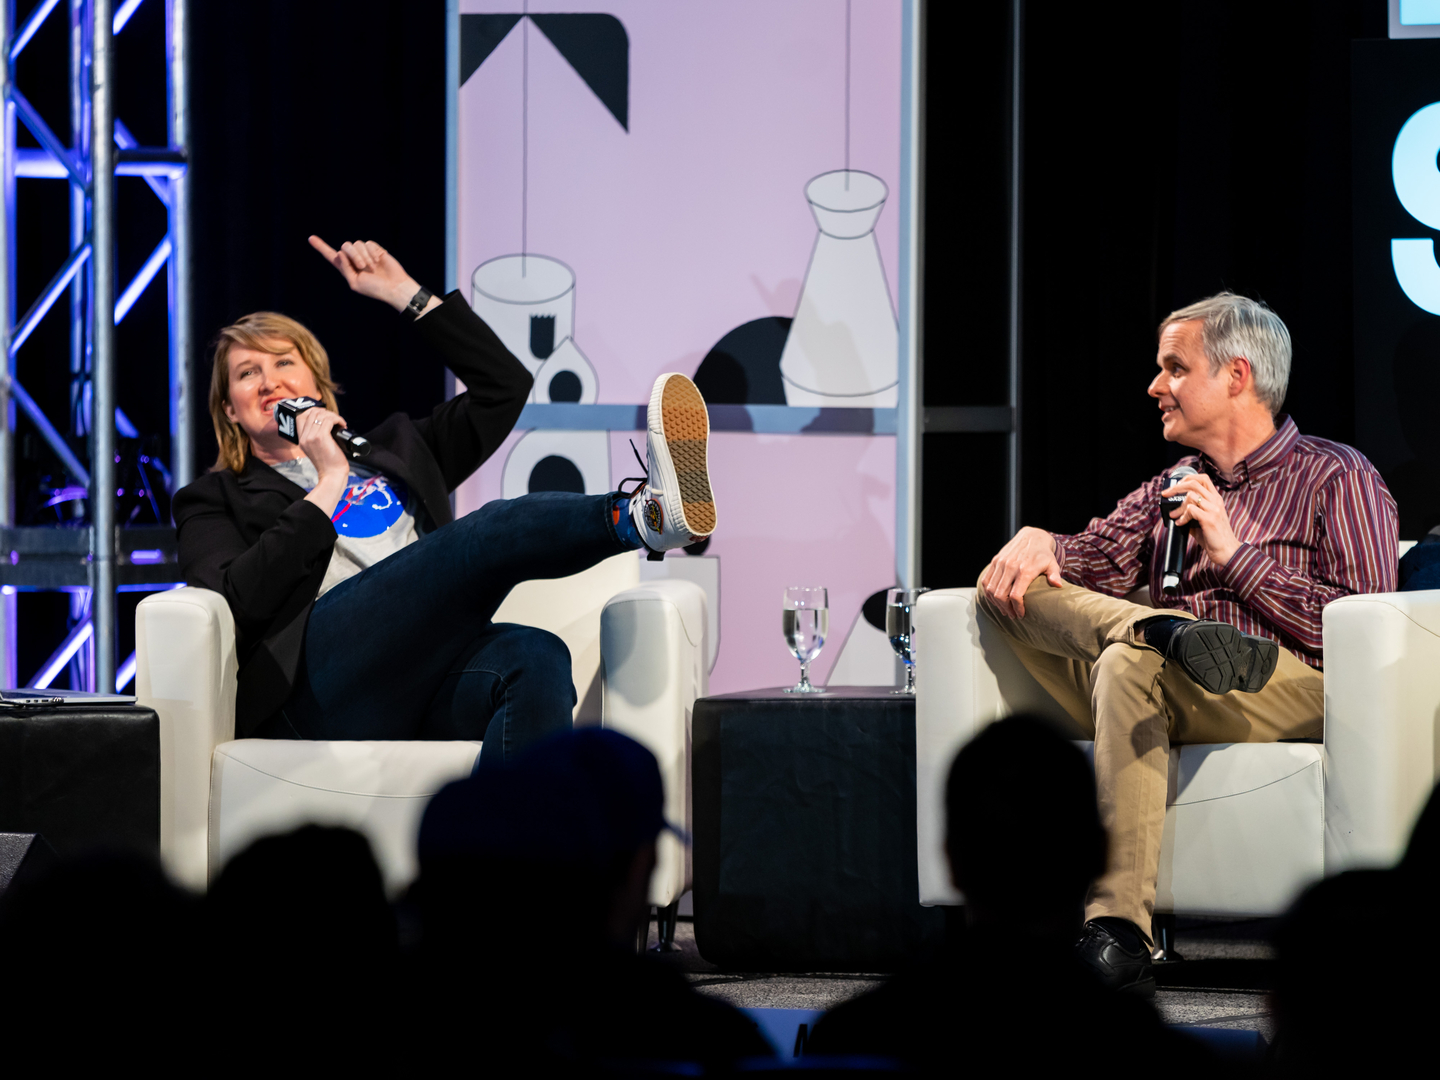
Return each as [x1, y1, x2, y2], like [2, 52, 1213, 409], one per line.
[778, 170, 899, 409]
[471, 254, 600, 403]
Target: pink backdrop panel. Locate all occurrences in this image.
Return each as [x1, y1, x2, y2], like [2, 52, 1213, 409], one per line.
[454, 1, 904, 693]
[457, 0, 903, 401]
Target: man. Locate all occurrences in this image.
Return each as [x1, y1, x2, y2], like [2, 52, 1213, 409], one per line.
[978, 292, 1397, 994]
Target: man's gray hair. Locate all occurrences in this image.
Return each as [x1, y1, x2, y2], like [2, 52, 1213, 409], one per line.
[1159, 292, 1291, 414]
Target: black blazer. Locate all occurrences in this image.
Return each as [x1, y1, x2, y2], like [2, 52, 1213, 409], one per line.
[174, 292, 533, 736]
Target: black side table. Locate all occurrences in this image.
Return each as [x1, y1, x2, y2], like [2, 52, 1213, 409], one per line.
[0, 705, 160, 856]
[693, 686, 946, 971]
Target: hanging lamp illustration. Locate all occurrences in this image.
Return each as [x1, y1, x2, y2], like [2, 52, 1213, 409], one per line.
[460, 10, 628, 496]
[778, 0, 898, 409]
[778, 170, 898, 408]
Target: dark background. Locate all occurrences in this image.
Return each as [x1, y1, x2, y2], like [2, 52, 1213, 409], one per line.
[923, 0, 1387, 587]
[8, 0, 1406, 677]
[1351, 39, 1440, 540]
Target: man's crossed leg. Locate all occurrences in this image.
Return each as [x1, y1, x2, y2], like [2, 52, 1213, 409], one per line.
[975, 574, 1323, 992]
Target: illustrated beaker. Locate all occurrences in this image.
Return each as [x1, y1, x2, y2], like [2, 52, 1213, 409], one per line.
[778, 170, 899, 409]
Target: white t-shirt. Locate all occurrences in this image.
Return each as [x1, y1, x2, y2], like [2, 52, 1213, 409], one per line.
[272, 457, 420, 597]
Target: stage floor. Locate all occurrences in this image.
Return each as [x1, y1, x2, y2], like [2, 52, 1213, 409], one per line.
[653, 915, 1277, 1040]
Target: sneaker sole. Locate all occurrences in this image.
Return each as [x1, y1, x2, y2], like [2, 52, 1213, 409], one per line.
[1173, 622, 1246, 694]
[1173, 623, 1278, 695]
[1238, 635, 1279, 694]
[658, 375, 715, 536]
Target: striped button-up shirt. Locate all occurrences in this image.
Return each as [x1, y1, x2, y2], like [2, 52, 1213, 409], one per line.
[1052, 416, 1397, 669]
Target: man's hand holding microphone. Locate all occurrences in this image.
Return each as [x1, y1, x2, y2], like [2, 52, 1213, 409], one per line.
[981, 466, 1241, 619]
[1159, 469, 1241, 572]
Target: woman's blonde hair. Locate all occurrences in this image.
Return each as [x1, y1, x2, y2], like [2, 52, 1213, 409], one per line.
[208, 312, 341, 473]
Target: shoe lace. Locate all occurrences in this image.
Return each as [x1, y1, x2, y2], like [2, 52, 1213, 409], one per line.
[617, 438, 648, 500]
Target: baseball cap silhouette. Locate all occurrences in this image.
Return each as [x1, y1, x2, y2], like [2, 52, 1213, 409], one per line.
[418, 728, 686, 868]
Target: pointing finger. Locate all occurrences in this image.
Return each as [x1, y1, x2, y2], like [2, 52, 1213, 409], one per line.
[307, 235, 339, 261]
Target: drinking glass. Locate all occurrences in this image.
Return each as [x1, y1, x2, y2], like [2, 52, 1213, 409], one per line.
[887, 587, 930, 694]
[782, 586, 829, 693]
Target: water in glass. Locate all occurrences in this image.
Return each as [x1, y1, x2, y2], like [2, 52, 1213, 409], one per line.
[783, 607, 829, 664]
[782, 586, 828, 693]
[887, 587, 929, 694]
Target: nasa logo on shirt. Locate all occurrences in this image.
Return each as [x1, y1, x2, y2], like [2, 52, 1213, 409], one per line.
[332, 473, 408, 537]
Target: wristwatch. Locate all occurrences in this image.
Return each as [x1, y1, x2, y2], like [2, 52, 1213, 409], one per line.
[404, 286, 434, 320]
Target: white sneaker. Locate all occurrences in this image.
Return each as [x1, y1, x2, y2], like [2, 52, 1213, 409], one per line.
[629, 373, 716, 555]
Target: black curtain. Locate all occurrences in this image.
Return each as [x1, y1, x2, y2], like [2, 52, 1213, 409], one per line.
[190, 0, 448, 472]
[921, 0, 1386, 588]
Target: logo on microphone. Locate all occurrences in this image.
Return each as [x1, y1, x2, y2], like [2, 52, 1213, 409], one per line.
[277, 411, 295, 438]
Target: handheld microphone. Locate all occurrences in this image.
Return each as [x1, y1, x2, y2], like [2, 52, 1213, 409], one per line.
[273, 396, 373, 460]
[1160, 465, 1198, 593]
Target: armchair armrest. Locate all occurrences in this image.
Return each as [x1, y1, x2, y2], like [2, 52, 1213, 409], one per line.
[1323, 589, 1440, 871]
[135, 587, 237, 891]
[913, 587, 1077, 905]
[601, 579, 708, 909]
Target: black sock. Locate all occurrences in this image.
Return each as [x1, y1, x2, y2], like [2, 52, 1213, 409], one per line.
[1091, 916, 1147, 952]
[1137, 615, 1187, 655]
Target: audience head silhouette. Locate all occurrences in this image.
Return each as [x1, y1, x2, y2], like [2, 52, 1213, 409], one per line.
[0, 848, 195, 1057]
[1273, 779, 1440, 1069]
[807, 714, 1208, 1070]
[408, 727, 768, 1067]
[1401, 776, 1440, 890]
[417, 726, 676, 951]
[945, 713, 1107, 937]
[207, 823, 395, 969]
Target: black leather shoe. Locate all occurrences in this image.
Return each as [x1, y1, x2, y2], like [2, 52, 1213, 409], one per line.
[1076, 918, 1156, 997]
[1164, 619, 1279, 695]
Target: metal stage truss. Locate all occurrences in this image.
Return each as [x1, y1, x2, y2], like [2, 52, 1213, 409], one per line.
[0, 0, 190, 694]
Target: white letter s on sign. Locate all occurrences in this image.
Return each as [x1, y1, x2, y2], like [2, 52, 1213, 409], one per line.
[1392, 101, 1440, 314]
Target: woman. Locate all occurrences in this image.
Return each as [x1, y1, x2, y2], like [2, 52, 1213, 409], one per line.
[174, 236, 716, 763]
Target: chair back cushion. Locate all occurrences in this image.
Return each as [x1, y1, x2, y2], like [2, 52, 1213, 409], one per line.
[493, 551, 640, 720]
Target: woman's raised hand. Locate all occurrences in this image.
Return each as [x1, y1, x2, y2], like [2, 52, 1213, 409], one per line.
[308, 235, 426, 313]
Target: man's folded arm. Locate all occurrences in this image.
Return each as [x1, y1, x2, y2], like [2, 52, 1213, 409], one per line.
[1220, 469, 1399, 653]
[1052, 475, 1164, 598]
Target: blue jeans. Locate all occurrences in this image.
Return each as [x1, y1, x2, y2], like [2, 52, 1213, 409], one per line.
[260, 492, 633, 766]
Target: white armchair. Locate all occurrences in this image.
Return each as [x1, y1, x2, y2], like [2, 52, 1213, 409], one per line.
[136, 552, 709, 907]
[914, 584, 1440, 917]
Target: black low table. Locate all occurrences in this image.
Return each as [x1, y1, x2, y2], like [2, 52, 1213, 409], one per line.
[693, 686, 946, 971]
[0, 704, 160, 857]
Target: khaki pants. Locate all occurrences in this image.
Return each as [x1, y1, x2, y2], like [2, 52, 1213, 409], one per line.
[975, 575, 1324, 939]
